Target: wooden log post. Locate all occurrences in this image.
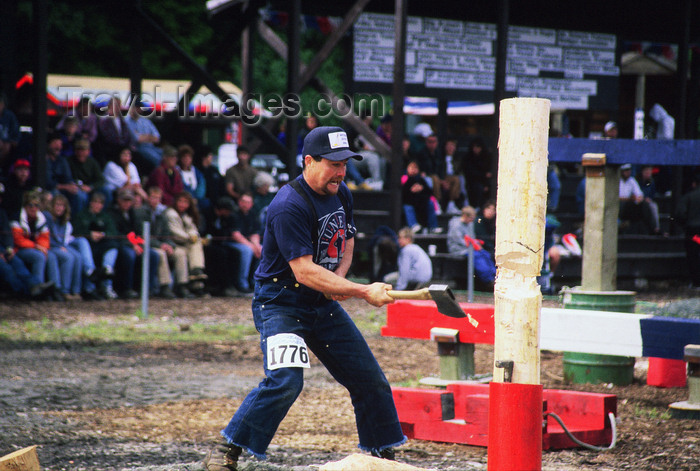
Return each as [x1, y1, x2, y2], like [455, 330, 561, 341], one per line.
[581, 157, 619, 291]
[488, 97, 550, 471]
[0, 446, 41, 471]
[492, 97, 549, 385]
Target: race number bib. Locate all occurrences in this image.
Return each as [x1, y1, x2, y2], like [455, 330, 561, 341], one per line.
[266, 333, 310, 370]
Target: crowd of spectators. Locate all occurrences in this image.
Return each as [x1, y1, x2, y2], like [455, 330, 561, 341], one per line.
[0, 95, 273, 301]
[0, 92, 538, 301]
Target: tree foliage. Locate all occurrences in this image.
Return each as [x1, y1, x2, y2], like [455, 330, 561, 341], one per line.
[230, 28, 347, 123]
[13, 0, 347, 117]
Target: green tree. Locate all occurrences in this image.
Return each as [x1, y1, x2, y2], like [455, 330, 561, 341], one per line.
[231, 28, 347, 123]
[14, 1, 350, 118]
[15, 1, 214, 78]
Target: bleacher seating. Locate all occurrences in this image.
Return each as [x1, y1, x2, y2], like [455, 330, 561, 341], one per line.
[349, 183, 689, 290]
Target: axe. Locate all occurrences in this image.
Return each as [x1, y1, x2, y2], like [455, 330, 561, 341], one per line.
[387, 284, 466, 318]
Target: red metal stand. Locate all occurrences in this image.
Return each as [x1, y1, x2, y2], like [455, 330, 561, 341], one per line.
[488, 382, 543, 471]
[385, 301, 617, 453]
[381, 300, 495, 344]
[392, 384, 616, 451]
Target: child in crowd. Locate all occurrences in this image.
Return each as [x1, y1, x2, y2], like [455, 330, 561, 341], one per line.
[401, 160, 440, 234]
[383, 227, 433, 290]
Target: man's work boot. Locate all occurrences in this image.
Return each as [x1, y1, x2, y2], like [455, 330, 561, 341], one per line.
[371, 447, 396, 460]
[203, 442, 242, 471]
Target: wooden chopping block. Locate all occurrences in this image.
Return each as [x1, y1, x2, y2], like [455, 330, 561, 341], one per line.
[319, 453, 432, 471]
[0, 446, 41, 471]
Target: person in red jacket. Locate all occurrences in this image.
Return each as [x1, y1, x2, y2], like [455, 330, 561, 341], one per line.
[146, 145, 184, 206]
[10, 190, 63, 300]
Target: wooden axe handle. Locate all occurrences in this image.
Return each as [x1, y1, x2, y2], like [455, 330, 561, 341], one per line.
[387, 288, 432, 300]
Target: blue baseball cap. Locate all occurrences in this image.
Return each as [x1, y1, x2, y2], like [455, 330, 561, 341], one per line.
[302, 126, 362, 161]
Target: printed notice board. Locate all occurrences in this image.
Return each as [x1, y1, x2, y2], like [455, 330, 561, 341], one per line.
[352, 13, 619, 110]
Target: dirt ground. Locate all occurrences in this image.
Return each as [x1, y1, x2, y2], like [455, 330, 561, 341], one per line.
[1, 287, 699, 471]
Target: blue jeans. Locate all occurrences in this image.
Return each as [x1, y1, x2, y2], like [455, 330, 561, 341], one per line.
[61, 189, 89, 215]
[0, 255, 40, 295]
[101, 247, 118, 290]
[69, 237, 95, 292]
[50, 247, 80, 294]
[17, 248, 60, 285]
[345, 159, 365, 184]
[403, 202, 438, 230]
[225, 242, 255, 291]
[137, 144, 163, 169]
[116, 246, 160, 294]
[221, 279, 406, 459]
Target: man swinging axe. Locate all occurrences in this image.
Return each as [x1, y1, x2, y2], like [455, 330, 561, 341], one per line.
[204, 126, 406, 470]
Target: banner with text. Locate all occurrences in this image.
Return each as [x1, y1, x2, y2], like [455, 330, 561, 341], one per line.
[352, 13, 619, 110]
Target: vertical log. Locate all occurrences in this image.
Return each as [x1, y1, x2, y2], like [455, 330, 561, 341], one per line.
[581, 166, 619, 291]
[492, 97, 550, 385]
[0, 446, 41, 471]
[488, 97, 549, 471]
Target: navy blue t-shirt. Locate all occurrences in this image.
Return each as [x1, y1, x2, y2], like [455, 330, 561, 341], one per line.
[254, 175, 356, 281]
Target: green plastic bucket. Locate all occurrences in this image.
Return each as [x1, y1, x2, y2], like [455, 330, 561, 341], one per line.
[561, 289, 637, 385]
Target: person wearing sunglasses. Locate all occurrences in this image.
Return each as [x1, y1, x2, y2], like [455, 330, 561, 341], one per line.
[10, 190, 63, 301]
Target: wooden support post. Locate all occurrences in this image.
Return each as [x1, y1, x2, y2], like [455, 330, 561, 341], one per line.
[298, 0, 372, 88]
[489, 97, 549, 471]
[669, 344, 700, 419]
[129, 0, 143, 100]
[32, 0, 48, 188]
[133, 5, 286, 157]
[391, 0, 408, 231]
[428, 327, 476, 381]
[687, 344, 700, 405]
[0, 446, 40, 471]
[439, 343, 475, 380]
[256, 20, 391, 160]
[240, 24, 254, 145]
[285, 0, 301, 176]
[178, 0, 262, 110]
[581, 159, 619, 291]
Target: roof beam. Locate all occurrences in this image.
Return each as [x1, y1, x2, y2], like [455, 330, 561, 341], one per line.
[133, 3, 287, 156]
[178, 0, 265, 114]
[256, 17, 391, 159]
[298, 0, 372, 89]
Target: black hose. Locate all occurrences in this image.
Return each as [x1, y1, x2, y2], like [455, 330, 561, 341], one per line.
[545, 411, 617, 452]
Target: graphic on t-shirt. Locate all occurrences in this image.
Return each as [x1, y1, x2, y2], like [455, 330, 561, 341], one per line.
[316, 205, 347, 270]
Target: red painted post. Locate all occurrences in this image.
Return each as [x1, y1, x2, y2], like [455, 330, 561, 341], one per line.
[488, 382, 543, 470]
[647, 357, 687, 388]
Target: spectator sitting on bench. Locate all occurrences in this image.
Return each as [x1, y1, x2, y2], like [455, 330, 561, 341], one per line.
[402, 160, 440, 234]
[619, 163, 658, 234]
[384, 226, 432, 291]
[164, 191, 208, 298]
[637, 165, 662, 235]
[675, 172, 700, 289]
[447, 205, 496, 286]
[367, 225, 399, 283]
[447, 205, 476, 254]
[474, 199, 496, 254]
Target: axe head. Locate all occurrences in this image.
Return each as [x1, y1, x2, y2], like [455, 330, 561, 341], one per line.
[428, 284, 466, 318]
